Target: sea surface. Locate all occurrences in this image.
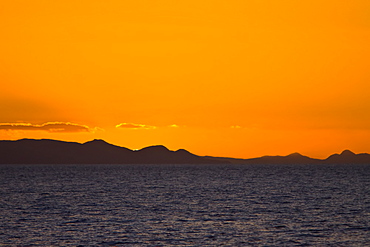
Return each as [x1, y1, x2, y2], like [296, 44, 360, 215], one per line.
[1, 164, 369, 246]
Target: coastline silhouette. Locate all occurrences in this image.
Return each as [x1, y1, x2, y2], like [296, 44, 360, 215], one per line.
[0, 139, 369, 164]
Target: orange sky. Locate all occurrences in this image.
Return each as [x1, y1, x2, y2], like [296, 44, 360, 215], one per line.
[1, 0, 370, 159]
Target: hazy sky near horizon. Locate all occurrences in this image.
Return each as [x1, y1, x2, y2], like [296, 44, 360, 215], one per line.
[1, 0, 370, 158]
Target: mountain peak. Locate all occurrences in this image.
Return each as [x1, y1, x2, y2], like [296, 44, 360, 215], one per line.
[138, 145, 170, 152]
[287, 152, 304, 157]
[176, 148, 191, 153]
[89, 139, 107, 142]
[84, 139, 110, 145]
[340, 150, 355, 156]
[175, 148, 195, 156]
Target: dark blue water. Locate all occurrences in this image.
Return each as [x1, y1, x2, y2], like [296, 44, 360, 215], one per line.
[1, 164, 369, 246]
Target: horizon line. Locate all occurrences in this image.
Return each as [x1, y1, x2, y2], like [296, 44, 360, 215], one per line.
[0, 138, 366, 161]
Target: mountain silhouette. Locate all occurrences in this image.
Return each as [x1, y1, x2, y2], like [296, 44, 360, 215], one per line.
[0, 139, 222, 164]
[247, 152, 321, 164]
[325, 149, 370, 164]
[0, 139, 369, 164]
[205, 152, 321, 164]
[205, 150, 370, 164]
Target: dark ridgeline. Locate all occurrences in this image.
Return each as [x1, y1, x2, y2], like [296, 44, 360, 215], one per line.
[0, 139, 370, 164]
[206, 150, 370, 164]
[204, 152, 320, 164]
[240, 152, 321, 164]
[325, 149, 370, 164]
[0, 139, 219, 164]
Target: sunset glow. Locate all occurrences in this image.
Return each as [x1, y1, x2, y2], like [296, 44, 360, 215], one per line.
[1, 0, 370, 158]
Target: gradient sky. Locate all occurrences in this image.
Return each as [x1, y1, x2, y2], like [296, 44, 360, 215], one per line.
[1, 0, 370, 158]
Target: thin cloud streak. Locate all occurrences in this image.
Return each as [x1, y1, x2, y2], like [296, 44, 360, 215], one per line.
[0, 122, 98, 133]
[116, 123, 157, 130]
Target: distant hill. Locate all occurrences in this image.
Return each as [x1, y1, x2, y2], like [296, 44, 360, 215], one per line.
[241, 152, 321, 164]
[0, 139, 369, 164]
[0, 139, 222, 164]
[324, 150, 370, 164]
[204, 153, 321, 165]
[205, 150, 370, 165]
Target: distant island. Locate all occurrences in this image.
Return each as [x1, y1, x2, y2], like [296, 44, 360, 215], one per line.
[0, 139, 369, 164]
